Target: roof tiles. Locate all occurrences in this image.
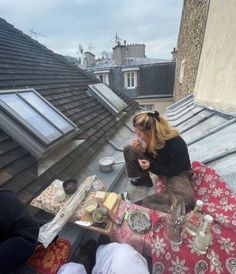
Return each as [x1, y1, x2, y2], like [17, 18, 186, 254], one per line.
[0, 18, 137, 202]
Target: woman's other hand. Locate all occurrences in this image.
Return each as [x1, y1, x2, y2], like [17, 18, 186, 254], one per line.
[138, 159, 150, 170]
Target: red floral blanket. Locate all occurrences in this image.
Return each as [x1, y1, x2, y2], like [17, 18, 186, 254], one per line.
[151, 162, 236, 274]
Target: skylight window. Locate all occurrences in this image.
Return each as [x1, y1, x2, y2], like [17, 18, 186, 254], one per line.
[88, 83, 127, 115]
[20, 92, 74, 134]
[0, 88, 77, 158]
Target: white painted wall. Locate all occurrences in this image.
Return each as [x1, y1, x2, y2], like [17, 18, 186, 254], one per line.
[136, 98, 174, 114]
[194, 0, 236, 112]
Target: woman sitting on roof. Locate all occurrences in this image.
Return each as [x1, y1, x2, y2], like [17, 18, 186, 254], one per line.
[123, 111, 195, 212]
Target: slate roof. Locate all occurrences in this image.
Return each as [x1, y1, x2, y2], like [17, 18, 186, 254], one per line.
[0, 18, 138, 203]
[166, 95, 236, 193]
[87, 60, 175, 99]
[138, 63, 175, 97]
[90, 57, 172, 70]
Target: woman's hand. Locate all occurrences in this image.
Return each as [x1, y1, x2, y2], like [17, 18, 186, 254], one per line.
[131, 137, 144, 152]
[138, 159, 150, 170]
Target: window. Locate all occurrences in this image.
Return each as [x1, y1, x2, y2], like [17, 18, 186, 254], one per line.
[140, 104, 154, 111]
[0, 89, 77, 158]
[94, 71, 110, 85]
[179, 59, 185, 83]
[88, 83, 127, 115]
[127, 72, 135, 88]
[122, 68, 139, 89]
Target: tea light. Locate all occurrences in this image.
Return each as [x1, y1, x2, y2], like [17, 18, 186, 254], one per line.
[55, 189, 66, 202]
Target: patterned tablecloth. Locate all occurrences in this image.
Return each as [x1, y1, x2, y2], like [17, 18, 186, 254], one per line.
[108, 200, 159, 256]
[150, 162, 236, 274]
[30, 162, 236, 274]
[30, 178, 105, 222]
[108, 173, 170, 255]
[108, 176, 168, 256]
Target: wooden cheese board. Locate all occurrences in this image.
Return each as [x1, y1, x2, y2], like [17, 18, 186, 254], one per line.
[79, 192, 121, 234]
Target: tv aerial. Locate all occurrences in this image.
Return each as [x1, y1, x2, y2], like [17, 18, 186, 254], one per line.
[78, 44, 84, 54]
[30, 29, 46, 41]
[112, 32, 123, 46]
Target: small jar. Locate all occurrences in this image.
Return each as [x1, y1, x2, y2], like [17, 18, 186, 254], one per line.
[55, 188, 66, 202]
[53, 179, 63, 190]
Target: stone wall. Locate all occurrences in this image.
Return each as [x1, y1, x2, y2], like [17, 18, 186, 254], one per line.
[173, 0, 209, 101]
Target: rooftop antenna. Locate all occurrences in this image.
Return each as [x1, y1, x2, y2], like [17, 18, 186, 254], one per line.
[77, 44, 84, 66]
[111, 32, 123, 46]
[30, 29, 46, 41]
[78, 44, 84, 54]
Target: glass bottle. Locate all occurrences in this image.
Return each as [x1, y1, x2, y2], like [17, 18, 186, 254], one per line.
[185, 200, 204, 236]
[193, 214, 213, 255]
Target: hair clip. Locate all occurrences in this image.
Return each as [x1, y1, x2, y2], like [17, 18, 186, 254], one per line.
[154, 111, 160, 118]
[148, 111, 160, 121]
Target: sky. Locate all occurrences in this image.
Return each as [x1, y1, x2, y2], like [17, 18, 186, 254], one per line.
[0, 0, 183, 60]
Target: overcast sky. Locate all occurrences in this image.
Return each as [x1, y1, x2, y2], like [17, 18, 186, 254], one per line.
[0, 0, 183, 60]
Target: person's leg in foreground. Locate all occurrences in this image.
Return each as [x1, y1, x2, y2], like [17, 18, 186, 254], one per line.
[92, 243, 149, 274]
[58, 243, 150, 274]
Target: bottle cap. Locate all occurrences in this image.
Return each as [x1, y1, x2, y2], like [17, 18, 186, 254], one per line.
[204, 214, 213, 223]
[196, 200, 203, 207]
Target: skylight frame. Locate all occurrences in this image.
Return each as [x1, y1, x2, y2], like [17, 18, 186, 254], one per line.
[88, 83, 127, 115]
[0, 88, 78, 158]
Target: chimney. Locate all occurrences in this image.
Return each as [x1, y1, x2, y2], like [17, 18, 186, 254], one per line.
[171, 47, 177, 61]
[126, 44, 145, 58]
[113, 45, 126, 65]
[84, 52, 96, 67]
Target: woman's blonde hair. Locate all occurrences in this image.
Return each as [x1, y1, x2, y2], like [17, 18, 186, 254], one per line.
[132, 111, 179, 153]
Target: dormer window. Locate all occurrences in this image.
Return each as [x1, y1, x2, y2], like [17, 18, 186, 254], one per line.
[94, 70, 110, 85]
[0, 88, 78, 158]
[122, 68, 139, 89]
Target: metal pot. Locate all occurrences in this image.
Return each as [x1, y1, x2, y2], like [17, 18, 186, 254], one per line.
[99, 156, 125, 173]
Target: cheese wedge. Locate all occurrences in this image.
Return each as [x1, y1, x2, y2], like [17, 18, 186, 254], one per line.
[103, 192, 118, 211]
[95, 191, 106, 202]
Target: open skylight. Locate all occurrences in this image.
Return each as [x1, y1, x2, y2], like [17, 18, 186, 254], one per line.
[88, 83, 127, 115]
[0, 88, 78, 158]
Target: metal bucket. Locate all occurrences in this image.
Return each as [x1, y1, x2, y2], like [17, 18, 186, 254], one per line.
[99, 156, 125, 173]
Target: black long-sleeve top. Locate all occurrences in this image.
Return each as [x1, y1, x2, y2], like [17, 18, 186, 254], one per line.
[145, 136, 191, 178]
[0, 190, 39, 273]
